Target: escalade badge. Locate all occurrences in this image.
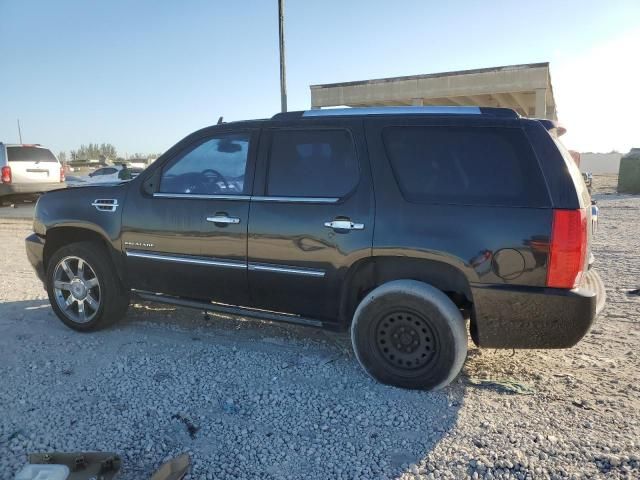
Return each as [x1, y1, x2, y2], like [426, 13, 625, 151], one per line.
[124, 241, 155, 248]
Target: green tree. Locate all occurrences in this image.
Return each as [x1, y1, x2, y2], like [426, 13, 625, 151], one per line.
[70, 143, 118, 162]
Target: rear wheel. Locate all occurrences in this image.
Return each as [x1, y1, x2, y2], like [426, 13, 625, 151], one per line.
[351, 280, 467, 390]
[46, 241, 129, 331]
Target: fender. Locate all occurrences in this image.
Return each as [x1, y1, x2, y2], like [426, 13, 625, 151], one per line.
[35, 183, 130, 283]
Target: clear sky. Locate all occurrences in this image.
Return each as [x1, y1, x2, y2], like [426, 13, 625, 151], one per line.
[1, 0, 639, 155]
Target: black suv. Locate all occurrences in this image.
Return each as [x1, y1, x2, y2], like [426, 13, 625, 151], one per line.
[25, 106, 606, 390]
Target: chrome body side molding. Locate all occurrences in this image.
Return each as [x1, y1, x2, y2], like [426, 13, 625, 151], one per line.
[124, 250, 326, 278]
[248, 263, 325, 278]
[125, 250, 246, 269]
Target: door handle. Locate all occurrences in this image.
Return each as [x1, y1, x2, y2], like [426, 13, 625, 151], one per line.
[206, 215, 240, 224]
[324, 219, 364, 230]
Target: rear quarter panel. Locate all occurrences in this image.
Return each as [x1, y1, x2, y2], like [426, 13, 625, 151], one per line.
[365, 116, 553, 289]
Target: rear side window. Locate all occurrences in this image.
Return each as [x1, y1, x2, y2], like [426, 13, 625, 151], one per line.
[267, 129, 358, 198]
[7, 147, 57, 163]
[382, 126, 549, 206]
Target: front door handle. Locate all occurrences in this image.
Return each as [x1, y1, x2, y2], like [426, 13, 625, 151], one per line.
[324, 219, 365, 230]
[206, 215, 240, 224]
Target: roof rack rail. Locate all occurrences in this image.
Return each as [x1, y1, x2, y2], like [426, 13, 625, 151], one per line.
[272, 106, 519, 120]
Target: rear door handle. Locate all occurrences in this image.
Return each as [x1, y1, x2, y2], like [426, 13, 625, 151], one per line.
[324, 219, 364, 230]
[206, 215, 240, 224]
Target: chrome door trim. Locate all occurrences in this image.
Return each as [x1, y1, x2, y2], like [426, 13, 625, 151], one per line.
[251, 196, 339, 204]
[153, 193, 251, 200]
[248, 262, 325, 278]
[152, 193, 338, 204]
[125, 250, 246, 269]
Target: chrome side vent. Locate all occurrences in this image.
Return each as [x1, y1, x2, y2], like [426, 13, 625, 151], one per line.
[91, 199, 119, 212]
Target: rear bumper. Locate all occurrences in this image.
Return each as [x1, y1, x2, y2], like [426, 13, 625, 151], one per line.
[25, 233, 46, 285]
[471, 269, 606, 348]
[0, 182, 65, 197]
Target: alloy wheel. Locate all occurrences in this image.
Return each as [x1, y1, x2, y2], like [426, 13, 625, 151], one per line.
[52, 256, 101, 323]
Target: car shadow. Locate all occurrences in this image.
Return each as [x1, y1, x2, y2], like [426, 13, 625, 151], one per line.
[1, 298, 465, 479]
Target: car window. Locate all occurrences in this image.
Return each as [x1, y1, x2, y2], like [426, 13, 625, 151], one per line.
[102, 168, 117, 175]
[382, 126, 549, 207]
[159, 133, 249, 195]
[7, 146, 57, 162]
[267, 129, 358, 197]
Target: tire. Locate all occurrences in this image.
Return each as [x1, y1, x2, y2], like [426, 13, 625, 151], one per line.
[351, 280, 467, 390]
[46, 241, 129, 331]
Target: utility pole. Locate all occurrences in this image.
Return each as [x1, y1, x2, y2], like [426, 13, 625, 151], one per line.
[17, 119, 23, 143]
[278, 0, 287, 112]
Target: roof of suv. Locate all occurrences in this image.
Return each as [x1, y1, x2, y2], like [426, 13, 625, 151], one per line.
[272, 106, 520, 121]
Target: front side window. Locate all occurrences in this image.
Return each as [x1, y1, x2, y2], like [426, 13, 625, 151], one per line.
[383, 126, 549, 207]
[160, 133, 249, 195]
[267, 129, 358, 198]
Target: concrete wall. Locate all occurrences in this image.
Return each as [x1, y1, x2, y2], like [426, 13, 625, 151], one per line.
[579, 153, 622, 174]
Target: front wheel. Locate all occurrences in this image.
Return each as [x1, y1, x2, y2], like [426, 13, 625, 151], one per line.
[46, 241, 129, 331]
[351, 280, 467, 390]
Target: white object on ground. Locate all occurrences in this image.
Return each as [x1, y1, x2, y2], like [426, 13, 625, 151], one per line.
[14, 464, 69, 480]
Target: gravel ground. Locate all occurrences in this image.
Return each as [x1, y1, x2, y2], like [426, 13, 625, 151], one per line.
[0, 174, 638, 479]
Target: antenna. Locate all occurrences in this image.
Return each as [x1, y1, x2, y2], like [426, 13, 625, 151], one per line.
[17, 119, 23, 143]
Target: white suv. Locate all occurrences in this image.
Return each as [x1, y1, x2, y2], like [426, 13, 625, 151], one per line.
[0, 143, 65, 202]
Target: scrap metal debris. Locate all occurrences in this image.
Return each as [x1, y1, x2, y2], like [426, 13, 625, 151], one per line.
[171, 413, 199, 439]
[25, 451, 121, 479]
[150, 453, 190, 480]
[467, 378, 536, 395]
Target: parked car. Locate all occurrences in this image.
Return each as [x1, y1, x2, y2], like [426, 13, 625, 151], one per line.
[0, 143, 65, 203]
[64, 175, 89, 188]
[25, 106, 606, 390]
[83, 164, 143, 184]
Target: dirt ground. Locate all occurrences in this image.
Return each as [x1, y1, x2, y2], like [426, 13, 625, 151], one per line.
[0, 174, 638, 479]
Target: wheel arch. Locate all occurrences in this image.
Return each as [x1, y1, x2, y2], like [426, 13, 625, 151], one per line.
[339, 256, 473, 328]
[43, 226, 126, 285]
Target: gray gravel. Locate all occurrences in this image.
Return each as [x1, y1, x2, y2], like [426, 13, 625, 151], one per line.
[1, 174, 638, 479]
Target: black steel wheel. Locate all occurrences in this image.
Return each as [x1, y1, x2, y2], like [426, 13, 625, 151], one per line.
[351, 280, 467, 390]
[374, 310, 437, 370]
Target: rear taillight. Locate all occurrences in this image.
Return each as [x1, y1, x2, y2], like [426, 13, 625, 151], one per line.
[1, 166, 11, 184]
[547, 209, 587, 289]
[60, 166, 65, 182]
